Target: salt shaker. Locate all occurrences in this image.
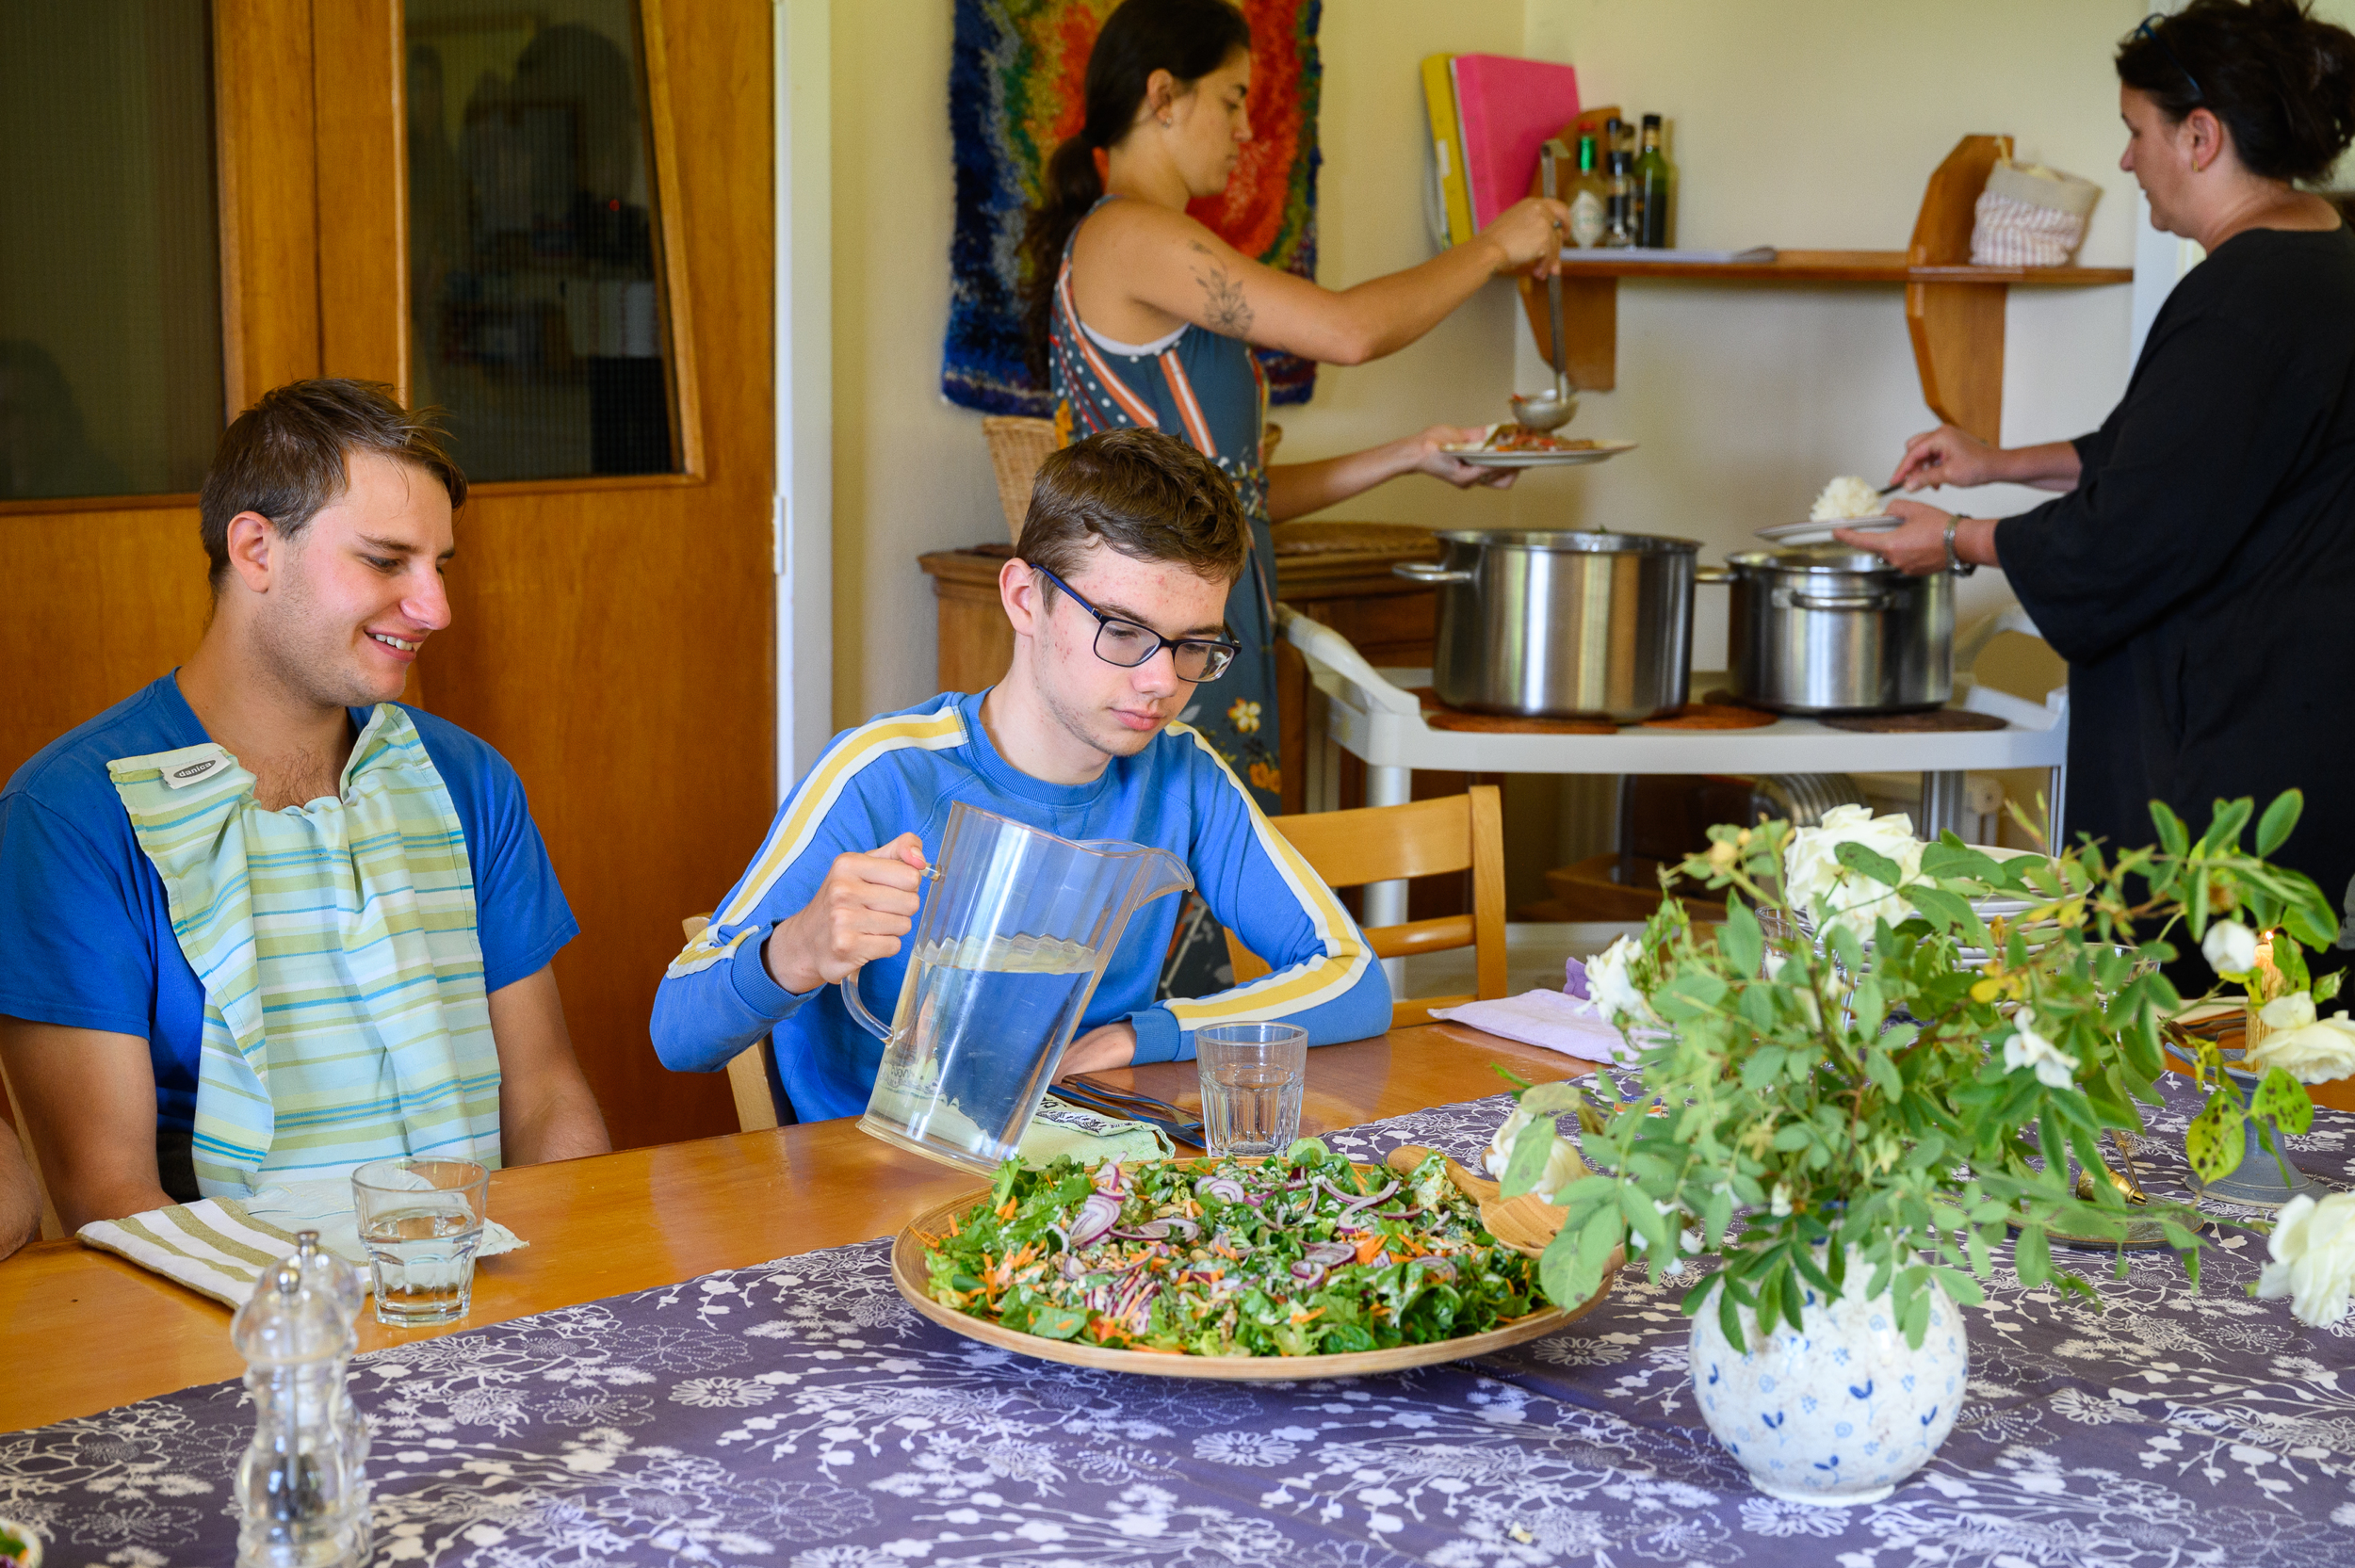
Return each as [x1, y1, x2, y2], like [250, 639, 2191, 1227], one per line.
[231, 1255, 369, 1567]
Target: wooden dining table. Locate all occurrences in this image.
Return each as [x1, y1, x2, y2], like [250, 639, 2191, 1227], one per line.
[0, 1022, 1600, 1433]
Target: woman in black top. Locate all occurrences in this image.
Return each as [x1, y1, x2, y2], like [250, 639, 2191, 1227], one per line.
[1843, 0, 2355, 964]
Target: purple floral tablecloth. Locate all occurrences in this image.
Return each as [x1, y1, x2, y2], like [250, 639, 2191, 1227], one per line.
[8, 1076, 2355, 1567]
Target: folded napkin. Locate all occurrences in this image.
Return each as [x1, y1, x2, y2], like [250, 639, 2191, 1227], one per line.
[78, 1179, 526, 1309]
[1018, 1101, 1174, 1166]
[1431, 987, 1637, 1065]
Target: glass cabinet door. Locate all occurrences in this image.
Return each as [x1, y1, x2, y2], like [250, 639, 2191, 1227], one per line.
[405, 0, 680, 481]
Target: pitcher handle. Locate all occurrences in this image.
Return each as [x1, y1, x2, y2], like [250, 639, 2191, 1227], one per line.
[837, 973, 891, 1040]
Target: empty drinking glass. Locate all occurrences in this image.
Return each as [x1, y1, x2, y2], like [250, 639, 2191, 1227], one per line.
[1196, 1022, 1308, 1157]
[350, 1158, 491, 1327]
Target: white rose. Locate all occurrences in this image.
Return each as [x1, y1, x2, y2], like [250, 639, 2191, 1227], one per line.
[1483, 1107, 1588, 1203]
[2247, 1010, 2355, 1085]
[2001, 1006, 2080, 1090]
[2202, 919, 2260, 977]
[1783, 804, 1925, 937]
[2256, 1191, 2355, 1327]
[2261, 992, 2318, 1033]
[1580, 935, 1656, 1028]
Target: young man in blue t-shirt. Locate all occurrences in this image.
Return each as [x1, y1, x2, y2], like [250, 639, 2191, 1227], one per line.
[0, 380, 609, 1230]
[654, 427, 1389, 1122]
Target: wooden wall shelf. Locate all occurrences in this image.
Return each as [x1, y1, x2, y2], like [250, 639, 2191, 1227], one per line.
[1516, 136, 2135, 444]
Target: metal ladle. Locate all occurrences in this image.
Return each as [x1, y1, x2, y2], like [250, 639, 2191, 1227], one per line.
[1510, 137, 1578, 432]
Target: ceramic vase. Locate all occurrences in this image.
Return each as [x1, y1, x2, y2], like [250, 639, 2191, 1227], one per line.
[1688, 1274, 1965, 1506]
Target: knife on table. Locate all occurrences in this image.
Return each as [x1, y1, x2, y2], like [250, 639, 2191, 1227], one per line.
[1048, 1077, 1207, 1149]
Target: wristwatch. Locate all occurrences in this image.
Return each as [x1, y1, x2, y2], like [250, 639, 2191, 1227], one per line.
[1942, 516, 1976, 577]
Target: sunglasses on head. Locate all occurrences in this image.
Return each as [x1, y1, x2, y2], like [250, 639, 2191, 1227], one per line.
[2131, 13, 2204, 105]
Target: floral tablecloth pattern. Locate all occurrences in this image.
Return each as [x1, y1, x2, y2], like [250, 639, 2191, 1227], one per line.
[8, 1075, 2355, 1567]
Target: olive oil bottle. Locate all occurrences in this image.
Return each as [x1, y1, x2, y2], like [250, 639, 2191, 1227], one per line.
[1635, 114, 1676, 249]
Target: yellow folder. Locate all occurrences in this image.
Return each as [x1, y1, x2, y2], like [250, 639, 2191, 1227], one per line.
[1421, 55, 1473, 248]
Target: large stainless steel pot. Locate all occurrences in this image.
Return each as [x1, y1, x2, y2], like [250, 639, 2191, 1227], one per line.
[1394, 530, 1698, 720]
[1699, 547, 1953, 714]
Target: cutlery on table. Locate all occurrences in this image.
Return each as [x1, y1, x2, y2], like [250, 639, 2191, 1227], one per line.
[1048, 1076, 1206, 1149]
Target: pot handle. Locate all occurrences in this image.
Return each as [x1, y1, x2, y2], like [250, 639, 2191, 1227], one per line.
[1789, 590, 1893, 612]
[1694, 565, 1735, 585]
[1392, 562, 1475, 584]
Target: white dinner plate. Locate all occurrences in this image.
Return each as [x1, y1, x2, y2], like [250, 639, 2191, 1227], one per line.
[1756, 516, 1901, 545]
[1443, 439, 1638, 468]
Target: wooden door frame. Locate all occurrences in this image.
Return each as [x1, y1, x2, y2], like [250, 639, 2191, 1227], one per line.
[776, 0, 832, 792]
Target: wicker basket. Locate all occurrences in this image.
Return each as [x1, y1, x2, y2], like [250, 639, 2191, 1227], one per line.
[1970, 160, 2101, 267]
[982, 416, 1061, 545]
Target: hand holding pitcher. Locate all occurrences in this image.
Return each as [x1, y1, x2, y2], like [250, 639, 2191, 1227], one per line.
[764, 832, 931, 994]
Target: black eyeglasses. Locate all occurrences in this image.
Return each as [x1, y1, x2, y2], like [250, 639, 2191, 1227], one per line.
[2132, 14, 2203, 105]
[1030, 563, 1239, 683]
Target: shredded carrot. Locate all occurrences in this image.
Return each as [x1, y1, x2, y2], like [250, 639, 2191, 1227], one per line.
[996, 1197, 1018, 1221]
[948, 1213, 961, 1237]
[1354, 1234, 1387, 1265]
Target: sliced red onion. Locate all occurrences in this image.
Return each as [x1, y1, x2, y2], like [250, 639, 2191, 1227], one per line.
[1374, 1207, 1419, 1220]
[1113, 1217, 1203, 1243]
[1195, 1175, 1248, 1204]
[1068, 1192, 1122, 1250]
[1318, 1177, 1399, 1211]
[1289, 1260, 1328, 1287]
[1301, 1241, 1356, 1266]
[1412, 1256, 1458, 1283]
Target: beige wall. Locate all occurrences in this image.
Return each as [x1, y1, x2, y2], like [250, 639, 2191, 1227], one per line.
[829, 0, 2164, 727]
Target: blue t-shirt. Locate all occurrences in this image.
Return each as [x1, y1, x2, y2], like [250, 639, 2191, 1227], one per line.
[651, 690, 1389, 1122]
[0, 674, 578, 1141]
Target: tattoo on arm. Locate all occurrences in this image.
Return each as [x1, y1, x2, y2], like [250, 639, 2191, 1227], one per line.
[1189, 241, 1255, 338]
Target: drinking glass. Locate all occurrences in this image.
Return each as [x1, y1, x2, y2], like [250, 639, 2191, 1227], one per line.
[1196, 1022, 1308, 1157]
[350, 1157, 491, 1327]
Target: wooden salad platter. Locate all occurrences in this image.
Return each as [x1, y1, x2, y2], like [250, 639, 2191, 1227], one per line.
[888, 1157, 1620, 1381]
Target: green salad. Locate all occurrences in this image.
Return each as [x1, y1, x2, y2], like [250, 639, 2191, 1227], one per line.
[921, 1138, 1545, 1356]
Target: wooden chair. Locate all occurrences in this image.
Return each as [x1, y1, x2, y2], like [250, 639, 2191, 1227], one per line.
[982, 417, 1288, 546]
[1224, 786, 1507, 1028]
[0, 1049, 67, 1241]
[680, 915, 785, 1133]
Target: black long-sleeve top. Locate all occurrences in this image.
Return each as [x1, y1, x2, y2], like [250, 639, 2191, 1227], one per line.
[1994, 224, 2355, 940]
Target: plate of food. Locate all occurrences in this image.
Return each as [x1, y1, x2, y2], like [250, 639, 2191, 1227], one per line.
[1759, 474, 1901, 543]
[890, 1140, 1618, 1380]
[1441, 425, 1636, 467]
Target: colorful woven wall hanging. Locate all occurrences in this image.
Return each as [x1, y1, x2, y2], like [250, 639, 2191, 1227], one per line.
[943, 0, 1324, 415]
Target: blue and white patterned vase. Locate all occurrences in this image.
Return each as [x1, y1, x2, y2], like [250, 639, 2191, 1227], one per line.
[1688, 1274, 1965, 1506]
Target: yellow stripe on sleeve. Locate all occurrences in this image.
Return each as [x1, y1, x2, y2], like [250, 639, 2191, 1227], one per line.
[666, 705, 967, 977]
[1160, 723, 1372, 1027]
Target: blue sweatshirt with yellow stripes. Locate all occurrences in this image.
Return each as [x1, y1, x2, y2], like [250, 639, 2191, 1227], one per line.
[651, 690, 1389, 1123]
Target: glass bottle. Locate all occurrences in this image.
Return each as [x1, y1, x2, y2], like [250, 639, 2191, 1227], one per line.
[1567, 134, 1608, 249]
[289, 1231, 371, 1474]
[1636, 114, 1677, 249]
[1603, 150, 1636, 249]
[233, 1255, 369, 1568]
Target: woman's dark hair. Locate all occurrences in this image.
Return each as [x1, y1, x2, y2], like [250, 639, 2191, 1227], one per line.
[1018, 0, 1252, 381]
[2118, 0, 2355, 183]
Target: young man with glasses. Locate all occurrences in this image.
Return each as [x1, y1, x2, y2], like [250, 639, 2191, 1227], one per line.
[655, 428, 1388, 1121]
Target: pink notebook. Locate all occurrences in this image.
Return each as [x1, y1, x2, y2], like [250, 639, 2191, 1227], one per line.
[1450, 55, 1581, 232]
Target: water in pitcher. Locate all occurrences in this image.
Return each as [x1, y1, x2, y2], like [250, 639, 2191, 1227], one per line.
[863, 933, 1098, 1165]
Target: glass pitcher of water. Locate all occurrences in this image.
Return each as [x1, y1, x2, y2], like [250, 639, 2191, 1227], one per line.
[846, 800, 1192, 1173]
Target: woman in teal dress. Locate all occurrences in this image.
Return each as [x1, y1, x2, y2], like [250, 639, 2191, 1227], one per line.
[1023, 0, 1568, 815]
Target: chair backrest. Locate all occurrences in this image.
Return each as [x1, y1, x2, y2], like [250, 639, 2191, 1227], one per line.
[1224, 786, 1507, 1028]
[982, 416, 1060, 545]
[0, 1048, 66, 1242]
[680, 914, 781, 1134]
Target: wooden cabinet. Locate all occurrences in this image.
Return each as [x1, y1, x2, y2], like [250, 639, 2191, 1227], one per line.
[918, 524, 1442, 816]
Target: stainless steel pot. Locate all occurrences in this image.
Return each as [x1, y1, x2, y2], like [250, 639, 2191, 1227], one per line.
[1394, 530, 1698, 720]
[1699, 548, 1953, 714]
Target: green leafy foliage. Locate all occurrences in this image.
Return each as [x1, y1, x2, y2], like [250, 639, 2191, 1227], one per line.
[1536, 793, 2325, 1349]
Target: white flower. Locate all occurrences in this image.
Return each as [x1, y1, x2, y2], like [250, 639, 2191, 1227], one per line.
[2248, 999, 2355, 1084]
[2262, 991, 2318, 1032]
[1769, 1183, 1794, 1218]
[2001, 1006, 2080, 1090]
[2202, 919, 2260, 976]
[1580, 935, 1656, 1027]
[1483, 1107, 1587, 1202]
[2256, 1191, 2355, 1327]
[1782, 804, 1925, 937]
